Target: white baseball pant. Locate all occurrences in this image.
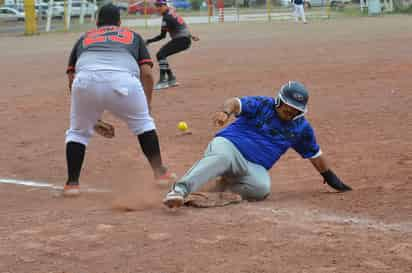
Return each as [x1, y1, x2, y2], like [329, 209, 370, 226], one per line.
[294, 4, 306, 23]
[66, 70, 155, 146]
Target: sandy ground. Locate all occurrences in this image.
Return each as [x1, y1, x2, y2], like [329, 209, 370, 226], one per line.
[0, 16, 412, 273]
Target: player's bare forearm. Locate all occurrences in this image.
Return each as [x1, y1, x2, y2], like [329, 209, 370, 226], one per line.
[67, 72, 74, 93]
[140, 64, 154, 109]
[309, 154, 329, 173]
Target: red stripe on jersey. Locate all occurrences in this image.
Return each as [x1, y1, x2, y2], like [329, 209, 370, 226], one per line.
[139, 59, 153, 66]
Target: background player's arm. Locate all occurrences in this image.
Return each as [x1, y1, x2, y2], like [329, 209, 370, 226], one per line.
[213, 97, 241, 127]
[140, 64, 154, 109]
[146, 29, 167, 45]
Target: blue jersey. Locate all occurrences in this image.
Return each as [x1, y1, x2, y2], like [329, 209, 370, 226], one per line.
[216, 96, 321, 170]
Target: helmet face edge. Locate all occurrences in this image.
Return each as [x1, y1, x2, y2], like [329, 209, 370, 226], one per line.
[277, 81, 309, 113]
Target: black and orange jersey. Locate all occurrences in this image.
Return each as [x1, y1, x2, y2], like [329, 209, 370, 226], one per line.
[161, 9, 190, 39]
[67, 26, 152, 74]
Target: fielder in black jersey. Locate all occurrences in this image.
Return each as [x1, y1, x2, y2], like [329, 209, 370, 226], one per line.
[146, 0, 199, 90]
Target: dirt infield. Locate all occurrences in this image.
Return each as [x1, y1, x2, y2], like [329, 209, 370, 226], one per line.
[1, 16, 412, 273]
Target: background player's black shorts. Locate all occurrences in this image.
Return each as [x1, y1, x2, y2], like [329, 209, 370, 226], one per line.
[156, 37, 191, 61]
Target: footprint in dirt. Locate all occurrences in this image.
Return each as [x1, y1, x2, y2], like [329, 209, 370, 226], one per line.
[362, 259, 391, 270]
[389, 243, 412, 261]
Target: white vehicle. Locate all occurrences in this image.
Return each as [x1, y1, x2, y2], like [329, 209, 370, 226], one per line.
[51, 1, 97, 17]
[280, 0, 350, 8]
[38, 2, 65, 18]
[70, 1, 98, 17]
[305, 0, 351, 8]
[39, 1, 97, 18]
[0, 7, 25, 21]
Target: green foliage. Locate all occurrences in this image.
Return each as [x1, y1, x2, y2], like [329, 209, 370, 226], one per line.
[190, 0, 203, 10]
[392, 0, 412, 13]
[397, 5, 412, 13]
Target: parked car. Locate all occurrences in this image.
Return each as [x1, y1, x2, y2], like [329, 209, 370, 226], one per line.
[114, 1, 129, 13]
[280, 0, 350, 8]
[0, 6, 25, 21]
[304, 0, 351, 8]
[128, 0, 157, 15]
[38, 2, 65, 18]
[171, 0, 192, 9]
[38, 1, 97, 18]
[69, 1, 98, 17]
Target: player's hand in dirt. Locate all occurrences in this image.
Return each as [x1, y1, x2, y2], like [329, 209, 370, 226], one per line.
[191, 35, 200, 42]
[213, 111, 230, 127]
[321, 170, 352, 192]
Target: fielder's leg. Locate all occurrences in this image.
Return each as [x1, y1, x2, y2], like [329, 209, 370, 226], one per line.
[65, 142, 85, 196]
[106, 72, 176, 185]
[138, 130, 176, 185]
[64, 72, 104, 196]
[155, 37, 191, 90]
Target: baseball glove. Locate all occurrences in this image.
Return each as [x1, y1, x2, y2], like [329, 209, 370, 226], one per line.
[184, 192, 242, 208]
[94, 120, 115, 138]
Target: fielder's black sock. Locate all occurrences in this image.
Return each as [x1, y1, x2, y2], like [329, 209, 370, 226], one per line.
[166, 69, 174, 80]
[138, 130, 167, 178]
[66, 142, 86, 185]
[159, 70, 167, 82]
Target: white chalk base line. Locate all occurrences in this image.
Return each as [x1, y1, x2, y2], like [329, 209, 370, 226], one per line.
[0, 178, 110, 193]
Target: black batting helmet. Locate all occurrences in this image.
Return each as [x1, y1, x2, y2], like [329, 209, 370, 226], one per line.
[277, 81, 309, 113]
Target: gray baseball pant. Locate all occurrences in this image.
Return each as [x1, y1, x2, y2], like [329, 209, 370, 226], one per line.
[174, 137, 271, 201]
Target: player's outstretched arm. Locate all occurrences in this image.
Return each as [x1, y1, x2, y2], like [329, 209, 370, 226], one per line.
[145, 30, 167, 45]
[310, 155, 352, 192]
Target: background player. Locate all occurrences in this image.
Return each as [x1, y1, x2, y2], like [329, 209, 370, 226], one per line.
[292, 0, 307, 24]
[145, 0, 199, 90]
[64, 4, 176, 196]
[163, 81, 352, 208]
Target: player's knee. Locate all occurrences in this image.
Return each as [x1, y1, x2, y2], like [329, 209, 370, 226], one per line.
[254, 183, 271, 201]
[230, 182, 270, 201]
[65, 129, 92, 146]
[245, 180, 271, 201]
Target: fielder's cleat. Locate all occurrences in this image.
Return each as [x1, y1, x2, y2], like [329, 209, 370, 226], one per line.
[168, 76, 179, 88]
[63, 182, 80, 197]
[163, 188, 185, 208]
[156, 171, 177, 186]
[154, 80, 169, 90]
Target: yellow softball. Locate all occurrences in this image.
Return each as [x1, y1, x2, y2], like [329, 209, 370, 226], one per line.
[178, 121, 188, 131]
